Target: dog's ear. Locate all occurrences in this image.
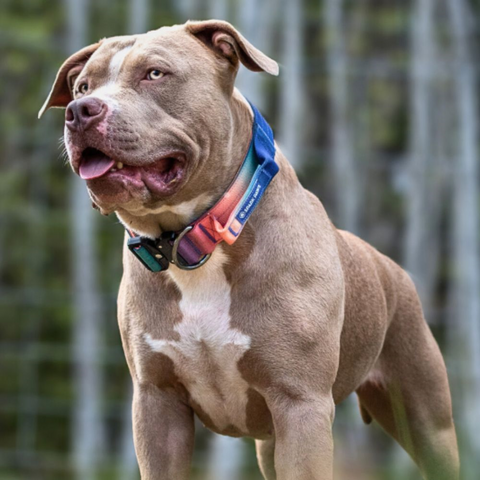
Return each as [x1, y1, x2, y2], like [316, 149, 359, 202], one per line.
[186, 20, 279, 76]
[38, 41, 102, 119]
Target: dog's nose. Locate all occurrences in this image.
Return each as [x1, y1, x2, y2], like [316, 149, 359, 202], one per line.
[65, 98, 107, 132]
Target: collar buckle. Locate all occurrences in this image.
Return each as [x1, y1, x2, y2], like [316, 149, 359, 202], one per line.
[127, 236, 170, 272]
[127, 227, 211, 273]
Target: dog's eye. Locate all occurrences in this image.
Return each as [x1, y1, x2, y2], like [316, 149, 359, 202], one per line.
[77, 83, 89, 94]
[146, 69, 164, 81]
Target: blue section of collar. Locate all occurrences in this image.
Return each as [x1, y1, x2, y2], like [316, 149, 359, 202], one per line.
[250, 101, 278, 178]
[230, 101, 279, 233]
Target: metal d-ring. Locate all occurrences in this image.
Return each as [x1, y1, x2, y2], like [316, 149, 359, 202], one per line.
[171, 225, 211, 270]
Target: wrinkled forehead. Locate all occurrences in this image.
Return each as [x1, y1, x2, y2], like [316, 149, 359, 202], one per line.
[81, 25, 202, 82]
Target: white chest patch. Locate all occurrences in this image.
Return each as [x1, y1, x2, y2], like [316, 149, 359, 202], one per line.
[145, 250, 252, 433]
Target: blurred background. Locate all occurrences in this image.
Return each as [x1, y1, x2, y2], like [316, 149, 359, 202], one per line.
[1, 0, 479, 478]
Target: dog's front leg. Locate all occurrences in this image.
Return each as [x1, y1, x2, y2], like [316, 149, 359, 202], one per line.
[132, 383, 194, 480]
[269, 395, 335, 480]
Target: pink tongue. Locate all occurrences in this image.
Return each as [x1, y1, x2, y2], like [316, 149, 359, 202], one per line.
[79, 154, 115, 180]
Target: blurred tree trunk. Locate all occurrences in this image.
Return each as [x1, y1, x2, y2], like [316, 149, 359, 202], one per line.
[235, 0, 276, 111]
[446, 0, 480, 473]
[177, 0, 201, 21]
[120, 383, 138, 480]
[16, 86, 56, 469]
[67, 0, 105, 479]
[128, 0, 149, 34]
[405, 0, 444, 320]
[235, 0, 259, 104]
[208, 0, 228, 20]
[207, 435, 244, 480]
[278, 0, 303, 168]
[325, 0, 358, 233]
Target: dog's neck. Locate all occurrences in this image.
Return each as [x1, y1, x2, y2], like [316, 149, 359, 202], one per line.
[116, 90, 253, 238]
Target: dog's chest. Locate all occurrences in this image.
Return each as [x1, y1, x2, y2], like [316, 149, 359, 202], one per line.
[144, 251, 252, 434]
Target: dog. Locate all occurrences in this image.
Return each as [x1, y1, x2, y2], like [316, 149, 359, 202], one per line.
[39, 20, 460, 480]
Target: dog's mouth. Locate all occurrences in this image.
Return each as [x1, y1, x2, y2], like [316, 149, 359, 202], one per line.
[78, 147, 186, 195]
[79, 148, 116, 180]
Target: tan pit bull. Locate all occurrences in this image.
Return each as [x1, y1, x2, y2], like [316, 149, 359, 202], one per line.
[39, 20, 460, 480]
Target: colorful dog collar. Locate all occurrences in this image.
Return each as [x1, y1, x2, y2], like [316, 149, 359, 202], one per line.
[127, 102, 278, 272]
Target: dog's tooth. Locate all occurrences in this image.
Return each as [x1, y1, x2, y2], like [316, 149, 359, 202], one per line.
[117, 162, 123, 169]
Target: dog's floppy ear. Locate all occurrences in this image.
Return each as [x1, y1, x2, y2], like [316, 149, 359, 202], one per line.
[38, 41, 102, 119]
[186, 20, 279, 76]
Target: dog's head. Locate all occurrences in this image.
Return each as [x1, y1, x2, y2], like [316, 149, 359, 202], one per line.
[39, 20, 278, 227]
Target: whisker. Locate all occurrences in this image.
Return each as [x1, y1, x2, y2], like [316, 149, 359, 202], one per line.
[58, 136, 70, 165]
